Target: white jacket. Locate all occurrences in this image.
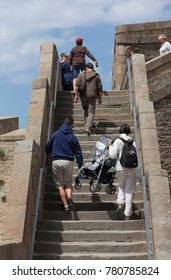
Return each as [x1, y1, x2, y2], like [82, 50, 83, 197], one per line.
[159, 41, 171, 55]
[109, 133, 135, 171]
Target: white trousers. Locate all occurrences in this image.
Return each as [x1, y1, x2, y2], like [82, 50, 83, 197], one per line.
[116, 169, 137, 217]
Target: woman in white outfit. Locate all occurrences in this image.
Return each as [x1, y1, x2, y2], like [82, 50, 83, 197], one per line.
[158, 34, 171, 55]
[108, 124, 137, 220]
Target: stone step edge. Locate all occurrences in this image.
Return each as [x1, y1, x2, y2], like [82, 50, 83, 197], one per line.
[36, 229, 146, 234]
[34, 240, 146, 245]
[33, 252, 147, 257]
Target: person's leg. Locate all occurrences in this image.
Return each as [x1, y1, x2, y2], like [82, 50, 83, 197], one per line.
[116, 170, 126, 206]
[58, 187, 69, 208]
[72, 66, 80, 93]
[124, 169, 137, 218]
[63, 161, 75, 210]
[80, 96, 88, 128]
[85, 98, 96, 133]
[52, 160, 69, 210]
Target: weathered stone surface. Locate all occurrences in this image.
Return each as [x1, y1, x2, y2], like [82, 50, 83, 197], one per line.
[113, 20, 171, 89]
[0, 117, 18, 136]
[32, 78, 48, 90]
[0, 129, 25, 141]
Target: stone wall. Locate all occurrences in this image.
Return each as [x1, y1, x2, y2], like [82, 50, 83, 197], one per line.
[146, 52, 171, 192]
[0, 117, 18, 135]
[0, 42, 61, 259]
[113, 20, 171, 90]
[154, 96, 171, 191]
[0, 141, 15, 240]
[132, 54, 171, 259]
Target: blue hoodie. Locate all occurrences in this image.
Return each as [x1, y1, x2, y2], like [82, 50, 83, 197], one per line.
[45, 124, 83, 168]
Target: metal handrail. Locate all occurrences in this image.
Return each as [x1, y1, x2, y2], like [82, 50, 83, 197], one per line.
[123, 57, 152, 259]
[29, 168, 44, 259]
[29, 57, 59, 260]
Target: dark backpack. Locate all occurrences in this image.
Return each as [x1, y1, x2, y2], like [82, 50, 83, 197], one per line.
[119, 137, 138, 168]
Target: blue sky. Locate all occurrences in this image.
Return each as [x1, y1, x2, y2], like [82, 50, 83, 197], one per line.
[0, 0, 171, 128]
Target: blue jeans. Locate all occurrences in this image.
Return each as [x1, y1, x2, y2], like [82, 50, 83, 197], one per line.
[73, 65, 86, 78]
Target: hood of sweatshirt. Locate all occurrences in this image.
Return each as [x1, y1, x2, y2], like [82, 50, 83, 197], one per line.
[59, 124, 73, 135]
[85, 70, 97, 82]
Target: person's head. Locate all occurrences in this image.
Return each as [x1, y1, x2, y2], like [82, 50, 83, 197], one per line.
[86, 62, 94, 70]
[63, 116, 74, 126]
[76, 37, 83, 46]
[63, 53, 70, 63]
[60, 52, 66, 62]
[125, 46, 132, 56]
[158, 34, 167, 44]
[119, 124, 131, 135]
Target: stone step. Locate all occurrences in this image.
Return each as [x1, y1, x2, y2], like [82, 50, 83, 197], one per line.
[57, 90, 129, 97]
[75, 127, 135, 135]
[54, 120, 134, 128]
[55, 113, 132, 122]
[43, 201, 144, 212]
[55, 107, 131, 115]
[55, 101, 130, 109]
[45, 182, 143, 193]
[33, 252, 147, 260]
[56, 95, 129, 103]
[36, 229, 146, 243]
[37, 220, 145, 231]
[34, 240, 147, 254]
[43, 210, 143, 221]
[44, 190, 143, 201]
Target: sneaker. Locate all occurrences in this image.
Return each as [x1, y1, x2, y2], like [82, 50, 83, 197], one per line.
[67, 197, 76, 211]
[64, 206, 70, 213]
[125, 215, 130, 220]
[85, 129, 92, 136]
[116, 204, 124, 211]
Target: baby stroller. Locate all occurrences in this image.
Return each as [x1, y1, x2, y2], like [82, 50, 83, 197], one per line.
[74, 136, 116, 194]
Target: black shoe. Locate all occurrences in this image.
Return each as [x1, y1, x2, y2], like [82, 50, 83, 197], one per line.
[125, 215, 130, 220]
[64, 206, 70, 213]
[86, 129, 92, 136]
[67, 197, 76, 211]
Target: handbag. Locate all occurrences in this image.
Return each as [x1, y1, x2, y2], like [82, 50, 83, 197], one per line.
[78, 71, 86, 95]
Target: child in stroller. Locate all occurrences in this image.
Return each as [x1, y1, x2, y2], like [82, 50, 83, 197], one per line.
[74, 136, 116, 194]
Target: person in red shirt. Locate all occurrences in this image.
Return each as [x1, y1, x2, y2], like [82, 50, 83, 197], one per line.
[70, 37, 98, 94]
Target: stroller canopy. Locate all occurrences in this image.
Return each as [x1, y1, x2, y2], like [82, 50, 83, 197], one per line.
[95, 136, 113, 156]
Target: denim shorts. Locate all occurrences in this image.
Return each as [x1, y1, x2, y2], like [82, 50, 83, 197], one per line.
[73, 65, 86, 78]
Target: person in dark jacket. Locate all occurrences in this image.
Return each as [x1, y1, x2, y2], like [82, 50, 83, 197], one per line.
[45, 116, 83, 212]
[61, 53, 73, 92]
[70, 37, 98, 94]
[75, 62, 103, 136]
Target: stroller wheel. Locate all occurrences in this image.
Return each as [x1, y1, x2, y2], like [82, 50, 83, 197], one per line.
[105, 184, 116, 195]
[89, 182, 102, 193]
[74, 179, 82, 190]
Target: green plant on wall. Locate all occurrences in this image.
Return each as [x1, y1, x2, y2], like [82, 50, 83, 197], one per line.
[0, 146, 5, 157]
[0, 178, 5, 183]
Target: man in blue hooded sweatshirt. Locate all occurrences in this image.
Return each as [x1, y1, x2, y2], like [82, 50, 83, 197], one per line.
[45, 116, 83, 212]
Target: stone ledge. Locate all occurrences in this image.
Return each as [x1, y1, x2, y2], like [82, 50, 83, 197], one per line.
[146, 52, 171, 72]
[0, 129, 25, 141]
[116, 20, 171, 34]
[0, 117, 19, 136]
[32, 78, 48, 90]
[149, 83, 171, 103]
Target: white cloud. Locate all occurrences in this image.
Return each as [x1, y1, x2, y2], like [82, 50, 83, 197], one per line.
[0, 0, 170, 84]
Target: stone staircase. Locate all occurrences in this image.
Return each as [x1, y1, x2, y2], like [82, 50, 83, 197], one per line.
[33, 90, 147, 260]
